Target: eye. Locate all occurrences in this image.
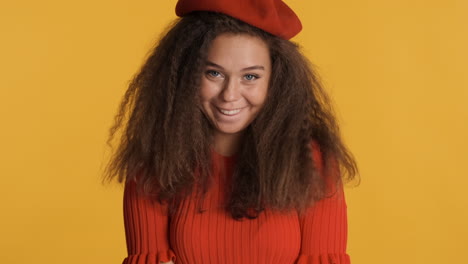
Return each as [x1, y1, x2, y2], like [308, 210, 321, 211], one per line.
[244, 74, 259, 81]
[206, 70, 221, 78]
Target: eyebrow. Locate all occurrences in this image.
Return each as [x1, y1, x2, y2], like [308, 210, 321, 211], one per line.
[205, 61, 265, 71]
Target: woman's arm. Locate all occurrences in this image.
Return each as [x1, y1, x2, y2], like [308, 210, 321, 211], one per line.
[295, 181, 350, 264]
[294, 142, 351, 264]
[122, 179, 177, 264]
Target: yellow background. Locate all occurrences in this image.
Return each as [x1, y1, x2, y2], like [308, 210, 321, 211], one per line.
[1, 0, 467, 263]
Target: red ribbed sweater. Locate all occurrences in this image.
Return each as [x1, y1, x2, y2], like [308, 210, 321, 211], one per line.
[122, 146, 350, 264]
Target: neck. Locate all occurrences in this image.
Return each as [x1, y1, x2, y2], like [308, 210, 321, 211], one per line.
[213, 131, 244, 156]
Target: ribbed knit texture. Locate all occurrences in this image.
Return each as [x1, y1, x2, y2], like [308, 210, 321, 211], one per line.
[122, 147, 350, 264]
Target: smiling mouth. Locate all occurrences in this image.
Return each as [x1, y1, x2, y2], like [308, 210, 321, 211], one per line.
[217, 107, 244, 116]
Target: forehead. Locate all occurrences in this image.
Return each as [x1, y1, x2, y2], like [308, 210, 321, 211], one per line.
[205, 33, 271, 69]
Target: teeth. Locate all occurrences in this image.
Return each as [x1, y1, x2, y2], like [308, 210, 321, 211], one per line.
[219, 108, 241, 115]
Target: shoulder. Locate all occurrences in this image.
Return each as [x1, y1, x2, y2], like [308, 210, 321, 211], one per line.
[310, 139, 342, 196]
[310, 139, 323, 172]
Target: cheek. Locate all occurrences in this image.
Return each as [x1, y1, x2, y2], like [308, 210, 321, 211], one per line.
[199, 80, 215, 102]
[249, 83, 269, 106]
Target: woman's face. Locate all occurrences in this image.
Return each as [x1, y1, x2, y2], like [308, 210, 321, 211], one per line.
[199, 33, 271, 138]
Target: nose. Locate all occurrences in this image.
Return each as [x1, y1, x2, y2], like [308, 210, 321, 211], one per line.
[220, 78, 241, 102]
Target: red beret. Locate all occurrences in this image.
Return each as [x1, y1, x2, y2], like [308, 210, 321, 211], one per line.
[175, 0, 302, 40]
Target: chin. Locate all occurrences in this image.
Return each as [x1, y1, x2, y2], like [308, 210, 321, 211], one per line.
[215, 125, 248, 135]
[217, 129, 245, 135]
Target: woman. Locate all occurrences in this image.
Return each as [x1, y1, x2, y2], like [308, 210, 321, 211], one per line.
[105, 0, 358, 263]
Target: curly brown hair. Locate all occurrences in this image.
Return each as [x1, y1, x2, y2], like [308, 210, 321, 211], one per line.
[103, 11, 359, 220]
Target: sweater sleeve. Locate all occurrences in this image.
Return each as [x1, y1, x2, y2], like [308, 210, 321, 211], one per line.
[295, 143, 351, 264]
[122, 179, 176, 264]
